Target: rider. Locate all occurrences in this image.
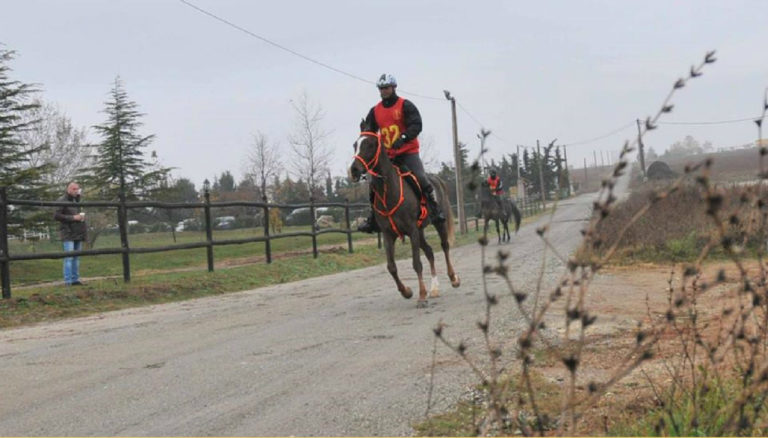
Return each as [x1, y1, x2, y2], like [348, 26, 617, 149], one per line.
[357, 73, 445, 233]
[487, 169, 504, 207]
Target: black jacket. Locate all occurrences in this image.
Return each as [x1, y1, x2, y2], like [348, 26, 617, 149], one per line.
[364, 93, 422, 141]
[53, 194, 87, 241]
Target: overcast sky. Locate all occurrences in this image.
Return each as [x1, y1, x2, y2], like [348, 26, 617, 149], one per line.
[3, 0, 766, 188]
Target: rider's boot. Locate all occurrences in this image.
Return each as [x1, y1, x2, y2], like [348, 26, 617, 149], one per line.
[358, 189, 380, 234]
[425, 186, 446, 224]
[357, 210, 380, 233]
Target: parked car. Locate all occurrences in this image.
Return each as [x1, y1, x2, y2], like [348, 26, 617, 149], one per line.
[214, 216, 236, 230]
[175, 218, 201, 232]
[284, 207, 329, 226]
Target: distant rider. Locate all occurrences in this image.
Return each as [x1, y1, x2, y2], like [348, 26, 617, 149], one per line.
[487, 169, 504, 207]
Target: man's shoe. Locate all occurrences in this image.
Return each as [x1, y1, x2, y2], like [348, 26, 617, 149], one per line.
[357, 214, 380, 234]
[71, 281, 84, 286]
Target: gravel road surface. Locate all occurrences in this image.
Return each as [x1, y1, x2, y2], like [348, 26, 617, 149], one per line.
[0, 177, 625, 436]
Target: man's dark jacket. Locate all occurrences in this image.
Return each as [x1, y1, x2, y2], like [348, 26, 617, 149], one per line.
[53, 194, 87, 241]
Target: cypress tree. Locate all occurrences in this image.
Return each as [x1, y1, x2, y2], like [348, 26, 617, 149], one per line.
[0, 48, 48, 198]
[87, 76, 168, 200]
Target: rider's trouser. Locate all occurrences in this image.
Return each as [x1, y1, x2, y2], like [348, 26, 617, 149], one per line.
[391, 152, 433, 196]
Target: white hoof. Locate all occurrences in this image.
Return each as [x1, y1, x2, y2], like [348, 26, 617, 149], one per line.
[429, 276, 440, 298]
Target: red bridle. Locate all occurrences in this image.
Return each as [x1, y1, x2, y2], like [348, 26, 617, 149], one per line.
[353, 131, 382, 178]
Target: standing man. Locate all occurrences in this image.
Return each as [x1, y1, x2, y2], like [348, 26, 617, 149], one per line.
[54, 182, 87, 286]
[358, 73, 445, 233]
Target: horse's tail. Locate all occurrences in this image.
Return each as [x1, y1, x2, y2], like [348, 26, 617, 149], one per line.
[509, 200, 522, 233]
[432, 176, 455, 245]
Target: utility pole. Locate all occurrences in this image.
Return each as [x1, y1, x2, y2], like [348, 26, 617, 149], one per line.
[593, 150, 598, 168]
[601, 150, 605, 167]
[563, 145, 571, 196]
[516, 145, 523, 201]
[478, 128, 492, 172]
[583, 157, 588, 186]
[444, 90, 466, 234]
[537, 140, 546, 208]
[636, 119, 647, 179]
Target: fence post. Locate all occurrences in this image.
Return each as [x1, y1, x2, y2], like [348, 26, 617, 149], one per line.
[204, 188, 214, 272]
[0, 187, 10, 299]
[117, 192, 131, 282]
[263, 197, 271, 264]
[310, 197, 318, 259]
[344, 198, 353, 253]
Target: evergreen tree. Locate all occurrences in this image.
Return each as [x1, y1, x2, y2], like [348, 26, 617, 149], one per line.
[214, 170, 236, 193]
[0, 48, 48, 198]
[87, 77, 168, 200]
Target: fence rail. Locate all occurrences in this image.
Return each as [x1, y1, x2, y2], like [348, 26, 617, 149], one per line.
[0, 186, 544, 299]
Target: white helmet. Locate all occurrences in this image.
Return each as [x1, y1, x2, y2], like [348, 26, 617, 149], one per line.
[376, 73, 397, 88]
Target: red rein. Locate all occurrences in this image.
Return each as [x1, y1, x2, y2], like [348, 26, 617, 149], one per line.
[354, 132, 406, 237]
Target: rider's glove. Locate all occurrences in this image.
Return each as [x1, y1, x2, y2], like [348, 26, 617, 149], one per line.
[391, 134, 407, 150]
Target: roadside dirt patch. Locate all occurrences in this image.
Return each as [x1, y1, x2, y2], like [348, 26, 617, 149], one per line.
[532, 260, 750, 434]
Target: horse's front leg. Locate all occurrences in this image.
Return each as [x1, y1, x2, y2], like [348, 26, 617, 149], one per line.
[418, 228, 439, 298]
[409, 230, 428, 308]
[495, 219, 501, 243]
[383, 233, 411, 299]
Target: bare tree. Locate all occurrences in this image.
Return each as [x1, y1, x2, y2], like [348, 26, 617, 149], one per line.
[19, 100, 93, 189]
[288, 91, 332, 197]
[245, 131, 281, 200]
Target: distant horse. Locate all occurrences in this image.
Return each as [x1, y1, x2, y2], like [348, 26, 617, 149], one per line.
[349, 121, 460, 308]
[479, 182, 521, 243]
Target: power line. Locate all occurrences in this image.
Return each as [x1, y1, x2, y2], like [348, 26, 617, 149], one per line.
[178, 0, 443, 101]
[562, 121, 636, 147]
[658, 115, 763, 125]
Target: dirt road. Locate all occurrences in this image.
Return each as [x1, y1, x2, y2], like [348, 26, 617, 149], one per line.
[0, 182, 620, 435]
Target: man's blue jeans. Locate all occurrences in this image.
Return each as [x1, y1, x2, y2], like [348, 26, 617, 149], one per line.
[62, 240, 82, 285]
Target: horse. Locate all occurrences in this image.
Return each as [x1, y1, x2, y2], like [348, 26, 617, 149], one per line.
[349, 122, 460, 308]
[479, 182, 522, 243]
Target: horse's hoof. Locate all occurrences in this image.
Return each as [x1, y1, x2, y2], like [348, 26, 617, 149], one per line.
[429, 277, 440, 298]
[400, 286, 413, 299]
[417, 299, 428, 309]
[450, 274, 461, 288]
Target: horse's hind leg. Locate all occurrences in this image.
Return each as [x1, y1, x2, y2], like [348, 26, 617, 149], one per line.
[409, 230, 428, 308]
[495, 219, 502, 243]
[437, 223, 461, 288]
[419, 229, 439, 298]
[383, 234, 412, 299]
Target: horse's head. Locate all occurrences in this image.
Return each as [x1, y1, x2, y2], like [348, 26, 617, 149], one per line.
[349, 119, 382, 182]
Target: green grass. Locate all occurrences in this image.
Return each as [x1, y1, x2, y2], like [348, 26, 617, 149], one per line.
[8, 225, 373, 285]
[0, 227, 486, 328]
[609, 375, 767, 436]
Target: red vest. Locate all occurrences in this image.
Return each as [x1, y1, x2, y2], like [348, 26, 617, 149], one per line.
[488, 175, 501, 191]
[373, 97, 419, 158]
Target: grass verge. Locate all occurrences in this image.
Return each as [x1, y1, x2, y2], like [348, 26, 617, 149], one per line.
[0, 228, 485, 329]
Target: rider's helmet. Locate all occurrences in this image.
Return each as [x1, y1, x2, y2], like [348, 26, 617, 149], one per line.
[376, 74, 397, 89]
[490, 169, 497, 178]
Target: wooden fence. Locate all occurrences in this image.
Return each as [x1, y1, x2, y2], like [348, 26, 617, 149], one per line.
[0, 187, 543, 299]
